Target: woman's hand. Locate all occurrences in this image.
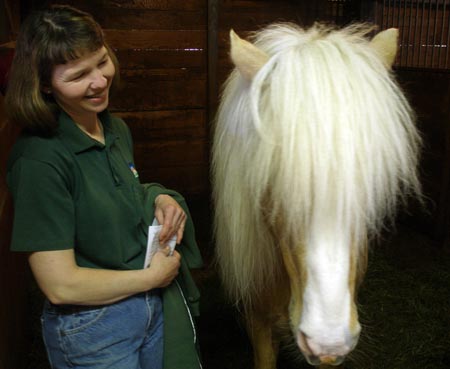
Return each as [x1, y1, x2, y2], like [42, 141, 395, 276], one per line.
[146, 248, 181, 288]
[154, 194, 186, 245]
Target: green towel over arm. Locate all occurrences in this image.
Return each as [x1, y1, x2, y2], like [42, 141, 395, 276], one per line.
[142, 184, 204, 369]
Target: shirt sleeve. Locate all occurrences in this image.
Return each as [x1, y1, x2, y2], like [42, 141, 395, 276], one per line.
[8, 157, 75, 252]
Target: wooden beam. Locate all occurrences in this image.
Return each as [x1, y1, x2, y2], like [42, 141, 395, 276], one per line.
[207, 0, 219, 124]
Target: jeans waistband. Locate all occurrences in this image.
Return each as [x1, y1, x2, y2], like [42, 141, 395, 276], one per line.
[46, 301, 105, 315]
[45, 289, 161, 315]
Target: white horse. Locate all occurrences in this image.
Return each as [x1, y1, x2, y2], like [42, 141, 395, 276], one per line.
[212, 23, 421, 368]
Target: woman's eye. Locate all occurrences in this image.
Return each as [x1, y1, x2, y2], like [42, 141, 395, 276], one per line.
[69, 69, 89, 80]
[71, 73, 85, 81]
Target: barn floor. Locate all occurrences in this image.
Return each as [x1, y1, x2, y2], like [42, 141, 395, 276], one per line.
[25, 201, 450, 369]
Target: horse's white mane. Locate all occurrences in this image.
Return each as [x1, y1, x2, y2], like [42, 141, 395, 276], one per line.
[212, 22, 422, 304]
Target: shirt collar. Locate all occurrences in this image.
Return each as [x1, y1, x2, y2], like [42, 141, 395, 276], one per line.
[57, 110, 119, 154]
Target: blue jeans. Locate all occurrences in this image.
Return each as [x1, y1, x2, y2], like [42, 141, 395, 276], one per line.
[41, 291, 163, 369]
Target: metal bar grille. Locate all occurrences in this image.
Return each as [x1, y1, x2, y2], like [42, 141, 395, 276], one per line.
[378, 0, 450, 70]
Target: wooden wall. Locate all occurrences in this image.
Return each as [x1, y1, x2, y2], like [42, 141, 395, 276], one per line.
[106, 1, 209, 196]
[0, 91, 28, 369]
[0, 1, 29, 368]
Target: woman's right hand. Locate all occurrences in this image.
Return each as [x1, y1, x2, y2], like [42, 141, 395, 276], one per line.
[145, 248, 181, 288]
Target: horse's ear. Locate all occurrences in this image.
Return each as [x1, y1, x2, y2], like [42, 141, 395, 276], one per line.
[229, 29, 270, 81]
[369, 28, 399, 68]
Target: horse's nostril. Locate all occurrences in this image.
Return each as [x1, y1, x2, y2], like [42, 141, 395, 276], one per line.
[297, 330, 315, 356]
[305, 354, 321, 366]
[298, 331, 322, 357]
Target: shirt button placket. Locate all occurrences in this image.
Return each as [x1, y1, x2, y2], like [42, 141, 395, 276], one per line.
[105, 147, 121, 186]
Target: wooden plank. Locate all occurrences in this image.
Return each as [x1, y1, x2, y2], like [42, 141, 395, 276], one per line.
[105, 30, 206, 49]
[219, 0, 328, 28]
[116, 110, 207, 141]
[121, 68, 206, 81]
[111, 72, 206, 111]
[97, 8, 207, 30]
[42, 0, 206, 17]
[114, 48, 206, 70]
[220, 0, 293, 10]
[105, 0, 206, 11]
[134, 138, 208, 168]
[208, 0, 220, 119]
[134, 138, 209, 195]
[137, 165, 209, 195]
[220, 7, 306, 31]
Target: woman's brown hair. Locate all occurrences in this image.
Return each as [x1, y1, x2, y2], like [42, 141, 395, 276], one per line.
[5, 5, 120, 136]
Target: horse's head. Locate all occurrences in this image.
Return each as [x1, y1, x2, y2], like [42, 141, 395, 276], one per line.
[228, 26, 405, 366]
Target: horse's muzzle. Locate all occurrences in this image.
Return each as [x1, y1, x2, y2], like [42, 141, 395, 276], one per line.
[297, 330, 358, 366]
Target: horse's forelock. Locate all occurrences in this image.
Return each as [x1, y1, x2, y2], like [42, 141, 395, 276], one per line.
[249, 22, 420, 239]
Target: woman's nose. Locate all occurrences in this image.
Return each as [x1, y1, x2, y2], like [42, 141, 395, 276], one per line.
[90, 70, 108, 90]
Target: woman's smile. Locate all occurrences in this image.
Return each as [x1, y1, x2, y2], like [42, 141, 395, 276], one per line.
[85, 90, 108, 103]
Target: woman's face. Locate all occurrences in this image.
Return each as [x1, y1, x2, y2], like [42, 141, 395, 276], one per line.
[50, 46, 115, 118]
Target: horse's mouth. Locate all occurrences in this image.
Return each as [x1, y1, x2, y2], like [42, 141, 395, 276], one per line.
[305, 354, 345, 366]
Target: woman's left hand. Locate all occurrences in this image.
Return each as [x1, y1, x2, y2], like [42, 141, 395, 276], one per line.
[154, 194, 186, 245]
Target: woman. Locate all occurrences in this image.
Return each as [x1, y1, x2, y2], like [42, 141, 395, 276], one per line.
[5, 5, 202, 369]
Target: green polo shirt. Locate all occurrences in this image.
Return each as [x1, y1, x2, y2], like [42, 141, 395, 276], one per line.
[7, 110, 167, 270]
